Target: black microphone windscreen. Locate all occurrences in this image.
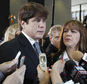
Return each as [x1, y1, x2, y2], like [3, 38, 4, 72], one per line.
[65, 60, 76, 73]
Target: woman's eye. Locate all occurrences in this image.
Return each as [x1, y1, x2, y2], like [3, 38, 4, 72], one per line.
[64, 30, 67, 33]
[71, 30, 77, 33]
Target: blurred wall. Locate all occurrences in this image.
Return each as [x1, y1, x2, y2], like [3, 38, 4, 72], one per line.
[10, 0, 71, 33]
[0, 0, 10, 40]
[45, 0, 71, 33]
[10, 0, 28, 24]
[72, 0, 87, 5]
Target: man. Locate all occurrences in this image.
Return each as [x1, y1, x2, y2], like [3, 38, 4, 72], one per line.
[0, 2, 49, 84]
[46, 25, 62, 67]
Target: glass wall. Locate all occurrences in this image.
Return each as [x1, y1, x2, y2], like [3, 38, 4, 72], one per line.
[71, 3, 87, 23]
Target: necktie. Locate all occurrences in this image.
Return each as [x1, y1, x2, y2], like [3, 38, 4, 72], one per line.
[34, 42, 41, 56]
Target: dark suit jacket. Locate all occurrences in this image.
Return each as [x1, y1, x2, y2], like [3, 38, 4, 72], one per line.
[0, 33, 42, 84]
[46, 43, 58, 56]
[46, 43, 58, 68]
[43, 36, 50, 50]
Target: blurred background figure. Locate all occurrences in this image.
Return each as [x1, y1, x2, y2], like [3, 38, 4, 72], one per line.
[46, 25, 62, 68]
[0, 23, 21, 45]
[83, 15, 87, 29]
[42, 33, 50, 51]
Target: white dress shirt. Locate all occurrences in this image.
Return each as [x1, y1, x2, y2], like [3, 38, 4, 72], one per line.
[61, 51, 79, 65]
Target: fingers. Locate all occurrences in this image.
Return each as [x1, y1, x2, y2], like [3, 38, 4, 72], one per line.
[16, 65, 26, 76]
[0, 59, 18, 75]
[3, 65, 26, 84]
[4, 59, 18, 70]
[7, 59, 18, 67]
[37, 64, 40, 70]
[37, 64, 44, 72]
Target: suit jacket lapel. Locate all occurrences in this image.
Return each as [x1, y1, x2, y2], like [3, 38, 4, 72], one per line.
[18, 33, 39, 66]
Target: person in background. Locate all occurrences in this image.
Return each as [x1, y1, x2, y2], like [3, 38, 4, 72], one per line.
[0, 23, 21, 45]
[42, 33, 50, 51]
[0, 2, 49, 84]
[46, 25, 62, 68]
[83, 15, 87, 29]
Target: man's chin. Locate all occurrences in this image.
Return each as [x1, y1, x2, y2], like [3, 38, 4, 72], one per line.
[38, 36, 43, 39]
[38, 35, 44, 39]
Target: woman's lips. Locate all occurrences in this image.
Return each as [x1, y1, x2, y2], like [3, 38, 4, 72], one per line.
[65, 38, 71, 41]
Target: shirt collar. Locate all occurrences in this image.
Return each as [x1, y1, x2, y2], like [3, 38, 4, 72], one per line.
[63, 51, 79, 65]
[22, 31, 38, 45]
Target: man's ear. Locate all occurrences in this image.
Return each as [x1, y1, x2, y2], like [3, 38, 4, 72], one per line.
[49, 36, 52, 41]
[21, 21, 25, 29]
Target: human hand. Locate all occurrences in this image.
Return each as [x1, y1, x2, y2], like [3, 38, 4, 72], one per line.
[0, 59, 18, 75]
[37, 64, 50, 84]
[52, 60, 65, 74]
[3, 65, 26, 84]
[50, 60, 65, 84]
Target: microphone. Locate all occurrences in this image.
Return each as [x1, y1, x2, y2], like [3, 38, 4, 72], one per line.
[65, 60, 87, 84]
[72, 51, 83, 62]
[72, 51, 87, 70]
[60, 60, 76, 82]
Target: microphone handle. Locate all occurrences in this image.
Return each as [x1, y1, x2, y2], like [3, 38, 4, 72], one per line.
[77, 78, 86, 84]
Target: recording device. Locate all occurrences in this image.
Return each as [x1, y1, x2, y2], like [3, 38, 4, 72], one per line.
[39, 53, 47, 71]
[60, 60, 76, 82]
[15, 51, 25, 68]
[65, 60, 87, 84]
[19, 56, 25, 67]
[15, 51, 21, 59]
[72, 51, 87, 70]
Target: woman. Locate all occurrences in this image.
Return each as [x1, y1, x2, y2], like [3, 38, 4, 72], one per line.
[53, 20, 87, 65]
[0, 23, 21, 45]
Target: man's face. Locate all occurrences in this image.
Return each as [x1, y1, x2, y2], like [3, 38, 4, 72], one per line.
[22, 16, 46, 40]
[50, 30, 61, 48]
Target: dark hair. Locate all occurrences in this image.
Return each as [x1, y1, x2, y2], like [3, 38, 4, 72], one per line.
[59, 20, 87, 53]
[18, 2, 49, 30]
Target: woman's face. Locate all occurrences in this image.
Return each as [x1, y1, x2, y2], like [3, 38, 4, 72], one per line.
[63, 25, 80, 49]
